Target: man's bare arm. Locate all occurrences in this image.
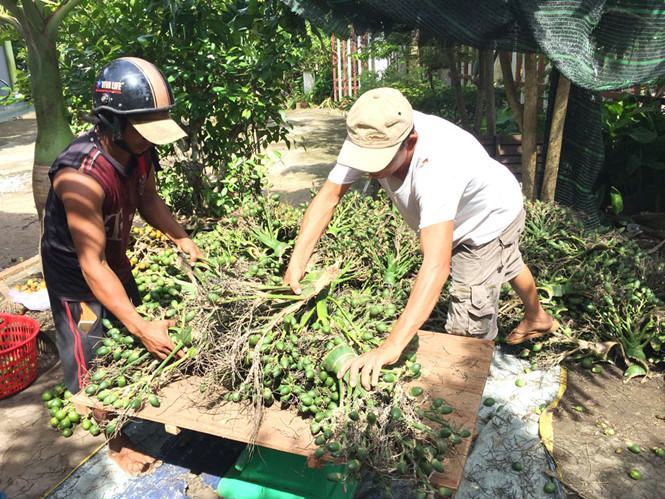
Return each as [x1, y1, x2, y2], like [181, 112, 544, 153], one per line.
[138, 169, 202, 262]
[339, 220, 454, 389]
[284, 180, 352, 293]
[54, 168, 181, 359]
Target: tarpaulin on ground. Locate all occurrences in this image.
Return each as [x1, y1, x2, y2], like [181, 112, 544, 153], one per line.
[282, 0, 665, 224]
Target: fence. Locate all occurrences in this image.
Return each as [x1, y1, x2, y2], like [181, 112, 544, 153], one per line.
[331, 33, 364, 101]
[331, 32, 393, 101]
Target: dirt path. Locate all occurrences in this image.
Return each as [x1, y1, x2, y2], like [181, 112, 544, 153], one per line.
[553, 365, 664, 499]
[0, 348, 102, 499]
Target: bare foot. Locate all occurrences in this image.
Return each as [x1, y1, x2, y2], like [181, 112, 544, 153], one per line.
[108, 433, 157, 476]
[506, 312, 558, 345]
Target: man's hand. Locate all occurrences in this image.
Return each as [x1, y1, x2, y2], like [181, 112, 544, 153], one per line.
[283, 260, 305, 295]
[175, 237, 203, 263]
[284, 181, 350, 295]
[135, 320, 184, 360]
[337, 341, 403, 390]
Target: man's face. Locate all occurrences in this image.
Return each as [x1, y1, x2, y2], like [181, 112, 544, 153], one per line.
[124, 123, 154, 155]
[369, 140, 411, 180]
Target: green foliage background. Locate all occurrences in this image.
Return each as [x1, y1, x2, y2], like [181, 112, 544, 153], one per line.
[57, 0, 310, 217]
[599, 93, 665, 214]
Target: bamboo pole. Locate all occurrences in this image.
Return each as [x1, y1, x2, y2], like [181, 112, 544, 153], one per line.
[331, 34, 337, 101]
[521, 53, 538, 200]
[540, 74, 571, 201]
[499, 51, 523, 132]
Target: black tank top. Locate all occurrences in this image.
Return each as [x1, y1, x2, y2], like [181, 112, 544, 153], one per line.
[41, 130, 157, 300]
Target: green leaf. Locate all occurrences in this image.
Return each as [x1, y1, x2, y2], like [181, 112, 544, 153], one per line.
[623, 364, 647, 380]
[628, 127, 657, 144]
[609, 186, 624, 215]
[624, 344, 647, 363]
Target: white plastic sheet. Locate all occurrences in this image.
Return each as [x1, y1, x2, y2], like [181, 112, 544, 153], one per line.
[456, 348, 562, 499]
[8, 287, 50, 311]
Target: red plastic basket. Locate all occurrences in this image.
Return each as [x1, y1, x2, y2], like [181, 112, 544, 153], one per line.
[0, 313, 41, 399]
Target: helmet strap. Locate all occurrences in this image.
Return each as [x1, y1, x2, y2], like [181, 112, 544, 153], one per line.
[96, 112, 134, 154]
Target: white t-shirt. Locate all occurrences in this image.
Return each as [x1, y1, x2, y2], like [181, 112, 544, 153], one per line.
[328, 111, 523, 247]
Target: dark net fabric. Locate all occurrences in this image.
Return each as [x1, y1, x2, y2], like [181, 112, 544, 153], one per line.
[555, 86, 605, 227]
[284, 0, 664, 91]
[283, 0, 665, 224]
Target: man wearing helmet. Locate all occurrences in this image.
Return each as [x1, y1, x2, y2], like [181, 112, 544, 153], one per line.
[41, 57, 201, 474]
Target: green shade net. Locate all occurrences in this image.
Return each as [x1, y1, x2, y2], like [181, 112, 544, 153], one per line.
[283, 0, 665, 225]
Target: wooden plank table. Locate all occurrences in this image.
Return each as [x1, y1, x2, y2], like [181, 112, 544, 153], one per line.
[73, 332, 494, 492]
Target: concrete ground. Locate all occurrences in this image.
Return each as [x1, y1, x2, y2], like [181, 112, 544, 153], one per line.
[0, 112, 40, 271]
[265, 108, 346, 205]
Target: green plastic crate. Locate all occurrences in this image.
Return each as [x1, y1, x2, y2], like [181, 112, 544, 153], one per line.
[217, 446, 356, 499]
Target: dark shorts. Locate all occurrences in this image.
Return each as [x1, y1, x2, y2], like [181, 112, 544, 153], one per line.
[446, 209, 526, 340]
[48, 279, 140, 393]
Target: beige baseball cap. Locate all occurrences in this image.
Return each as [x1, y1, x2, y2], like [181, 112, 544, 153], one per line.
[129, 111, 187, 145]
[337, 87, 413, 173]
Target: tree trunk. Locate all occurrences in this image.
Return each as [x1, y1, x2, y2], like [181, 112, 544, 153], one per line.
[521, 53, 539, 200]
[407, 30, 419, 74]
[3, 40, 17, 86]
[24, 31, 74, 222]
[499, 51, 524, 133]
[445, 44, 469, 129]
[541, 74, 571, 201]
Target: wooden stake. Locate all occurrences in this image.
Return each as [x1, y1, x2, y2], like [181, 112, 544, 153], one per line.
[540, 74, 571, 201]
[408, 29, 420, 74]
[521, 53, 539, 200]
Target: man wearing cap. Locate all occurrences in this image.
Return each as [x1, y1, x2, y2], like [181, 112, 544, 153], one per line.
[41, 57, 200, 474]
[284, 87, 557, 390]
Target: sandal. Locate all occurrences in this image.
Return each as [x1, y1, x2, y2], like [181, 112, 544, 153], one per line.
[505, 319, 560, 345]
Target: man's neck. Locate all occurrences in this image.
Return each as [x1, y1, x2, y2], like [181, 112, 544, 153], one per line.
[98, 132, 132, 166]
[393, 147, 415, 182]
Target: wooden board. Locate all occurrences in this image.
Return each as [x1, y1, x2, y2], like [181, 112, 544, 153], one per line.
[73, 332, 494, 491]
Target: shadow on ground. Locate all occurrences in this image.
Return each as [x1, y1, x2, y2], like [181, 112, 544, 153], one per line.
[0, 211, 40, 270]
[0, 115, 37, 148]
[284, 117, 346, 157]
